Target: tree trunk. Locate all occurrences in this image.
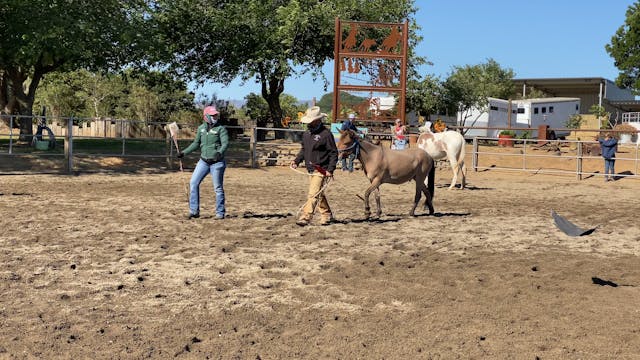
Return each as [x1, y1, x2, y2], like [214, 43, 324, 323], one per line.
[1, 66, 40, 141]
[260, 71, 285, 140]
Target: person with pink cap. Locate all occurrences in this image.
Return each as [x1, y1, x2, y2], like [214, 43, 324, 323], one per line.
[178, 105, 229, 219]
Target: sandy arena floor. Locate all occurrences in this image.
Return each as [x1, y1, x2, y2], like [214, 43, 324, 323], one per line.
[1, 162, 640, 359]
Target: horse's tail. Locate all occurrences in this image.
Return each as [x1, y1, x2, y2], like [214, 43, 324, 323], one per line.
[458, 135, 466, 171]
[457, 133, 467, 188]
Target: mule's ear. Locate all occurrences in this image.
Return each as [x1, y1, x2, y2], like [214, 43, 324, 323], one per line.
[338, 129, 344, 134]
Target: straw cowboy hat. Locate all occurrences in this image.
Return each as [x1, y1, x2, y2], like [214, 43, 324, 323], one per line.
[300, 106, 327, 123]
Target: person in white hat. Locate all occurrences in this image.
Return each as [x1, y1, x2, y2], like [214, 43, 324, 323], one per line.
[290, 106, 338, 226]
[178, 105, 229, 220]
[340, 113, 360, 172]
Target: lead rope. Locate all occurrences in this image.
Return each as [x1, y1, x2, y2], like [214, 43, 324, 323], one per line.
[289, 166, 333, 218]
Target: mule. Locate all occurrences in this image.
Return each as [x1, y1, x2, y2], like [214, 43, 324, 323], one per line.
[416, 126, 467, 190]
[337, 129, 435, 218]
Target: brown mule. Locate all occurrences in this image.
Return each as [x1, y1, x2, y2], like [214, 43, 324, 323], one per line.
[337, 129, 435, 218]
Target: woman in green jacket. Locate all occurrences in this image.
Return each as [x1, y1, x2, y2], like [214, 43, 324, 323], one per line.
[178, 106, 229, 219]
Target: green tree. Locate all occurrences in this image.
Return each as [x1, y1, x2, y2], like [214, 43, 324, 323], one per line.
[35, 69, 197, 123]
[242, 92, 305, 140]
[406, 74, 450, 120]
[34, 71, 88, 118]
[443, 59, 515, 134]
[519, 87, 548, 99]
[153, 0, 421, 136]
[0, 0, 152, 139]
[605, 2, 640, 94]
[127, 70, 197, 123]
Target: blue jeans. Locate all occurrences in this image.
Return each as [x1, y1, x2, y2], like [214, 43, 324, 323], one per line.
[394, 139, 407, 150]
[189, 159, 226, 217]
[340, 153, 356, 172]
[604, 158, 615, 178]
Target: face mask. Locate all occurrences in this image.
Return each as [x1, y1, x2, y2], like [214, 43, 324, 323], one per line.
[205, 114, 218, 125]
[307, 121, 322, 132]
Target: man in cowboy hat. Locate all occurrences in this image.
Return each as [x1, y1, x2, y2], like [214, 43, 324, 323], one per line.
[290, 106, 338, 226]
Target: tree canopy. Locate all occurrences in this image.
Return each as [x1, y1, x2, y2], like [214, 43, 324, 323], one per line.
[153, 0, 421, 129]
[34, 70, 197, 123]
[443, 59, 515, 133]
[406, 74, 451, 120]
[0, 0, 153, 137]
[605, 1, 640, 94]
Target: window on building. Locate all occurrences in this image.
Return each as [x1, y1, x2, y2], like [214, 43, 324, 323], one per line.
[576, 104, 579, 111]
[517, 108, 525, 114]
[534, 107, 539, 114]
[542, 107, 547, 113]
[549, 106, 554, 113]
[490, 105, 498, 111]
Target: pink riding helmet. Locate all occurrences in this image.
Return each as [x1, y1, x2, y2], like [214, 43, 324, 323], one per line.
[203, 106, 219, 121]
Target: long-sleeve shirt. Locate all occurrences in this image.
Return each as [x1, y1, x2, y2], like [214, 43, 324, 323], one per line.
[182, 122, 229, 160]
[598, 137, 618, 159]
[293, 126, 338, 173]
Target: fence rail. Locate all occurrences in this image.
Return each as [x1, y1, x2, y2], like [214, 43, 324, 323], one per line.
[1, 115, 639, 181]
[471, 137, 640, 180]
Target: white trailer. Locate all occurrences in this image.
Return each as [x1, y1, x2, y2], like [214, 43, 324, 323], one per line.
[513, 97, 580, 138]
[458, 98, 516, 138]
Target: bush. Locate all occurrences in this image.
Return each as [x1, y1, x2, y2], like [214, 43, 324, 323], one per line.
[565, 114, 582, 129]
[517, 130, 531, 139]
[499, 130, 515, 136]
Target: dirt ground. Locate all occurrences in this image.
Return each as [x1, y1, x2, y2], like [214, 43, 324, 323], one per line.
[1, 159, 640, 359]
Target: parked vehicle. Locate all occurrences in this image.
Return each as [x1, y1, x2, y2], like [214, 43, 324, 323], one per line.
[513, 97, 581, 138]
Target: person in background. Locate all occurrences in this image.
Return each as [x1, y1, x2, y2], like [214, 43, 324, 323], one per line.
[340, 113, 360, 172]
[423, 119, 433, 133]
[596, 132, 618, 182]
[290, 106, 338, 226]
[178, 105, 229, 219]
[393, 118, 407, 149]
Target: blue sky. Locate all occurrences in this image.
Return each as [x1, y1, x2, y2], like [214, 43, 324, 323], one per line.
[192, 0, 637, 103]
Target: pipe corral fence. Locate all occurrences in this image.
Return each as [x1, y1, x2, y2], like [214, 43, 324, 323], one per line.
[1, 115, 639, 181]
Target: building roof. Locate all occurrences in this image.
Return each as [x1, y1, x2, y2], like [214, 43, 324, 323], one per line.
[607, 100, 640, 112]
[513, 77, 611, 96]
[512, 77, 640, 113]
[515, 97, 581, 104]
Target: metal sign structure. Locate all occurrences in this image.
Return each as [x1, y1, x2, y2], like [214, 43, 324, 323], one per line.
[332, 18, 409, 124]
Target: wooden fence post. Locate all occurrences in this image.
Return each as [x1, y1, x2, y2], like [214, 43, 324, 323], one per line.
[250, 126, 257, 168]
[472, 137, 478, 172]
[576, 140, 583, 180]
[121, 120, 126, 156]
[65, 117, 73, 173]
[8, 115, 14, 154]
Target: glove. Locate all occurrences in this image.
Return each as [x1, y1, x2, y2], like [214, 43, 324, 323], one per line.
[177, 152, 184, 158]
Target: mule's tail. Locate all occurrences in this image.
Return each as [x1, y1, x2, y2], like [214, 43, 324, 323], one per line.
[427, 161, 435, 199]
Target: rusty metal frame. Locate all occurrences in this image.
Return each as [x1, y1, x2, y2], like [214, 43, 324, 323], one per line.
[332, 18, 409, 124]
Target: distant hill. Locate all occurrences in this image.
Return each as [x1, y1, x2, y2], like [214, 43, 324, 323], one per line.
[227, 99, 246, 108]
[223, 98, 317, 109]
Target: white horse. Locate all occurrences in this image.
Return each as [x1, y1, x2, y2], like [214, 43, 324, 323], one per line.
[416, 125, 467, 190]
